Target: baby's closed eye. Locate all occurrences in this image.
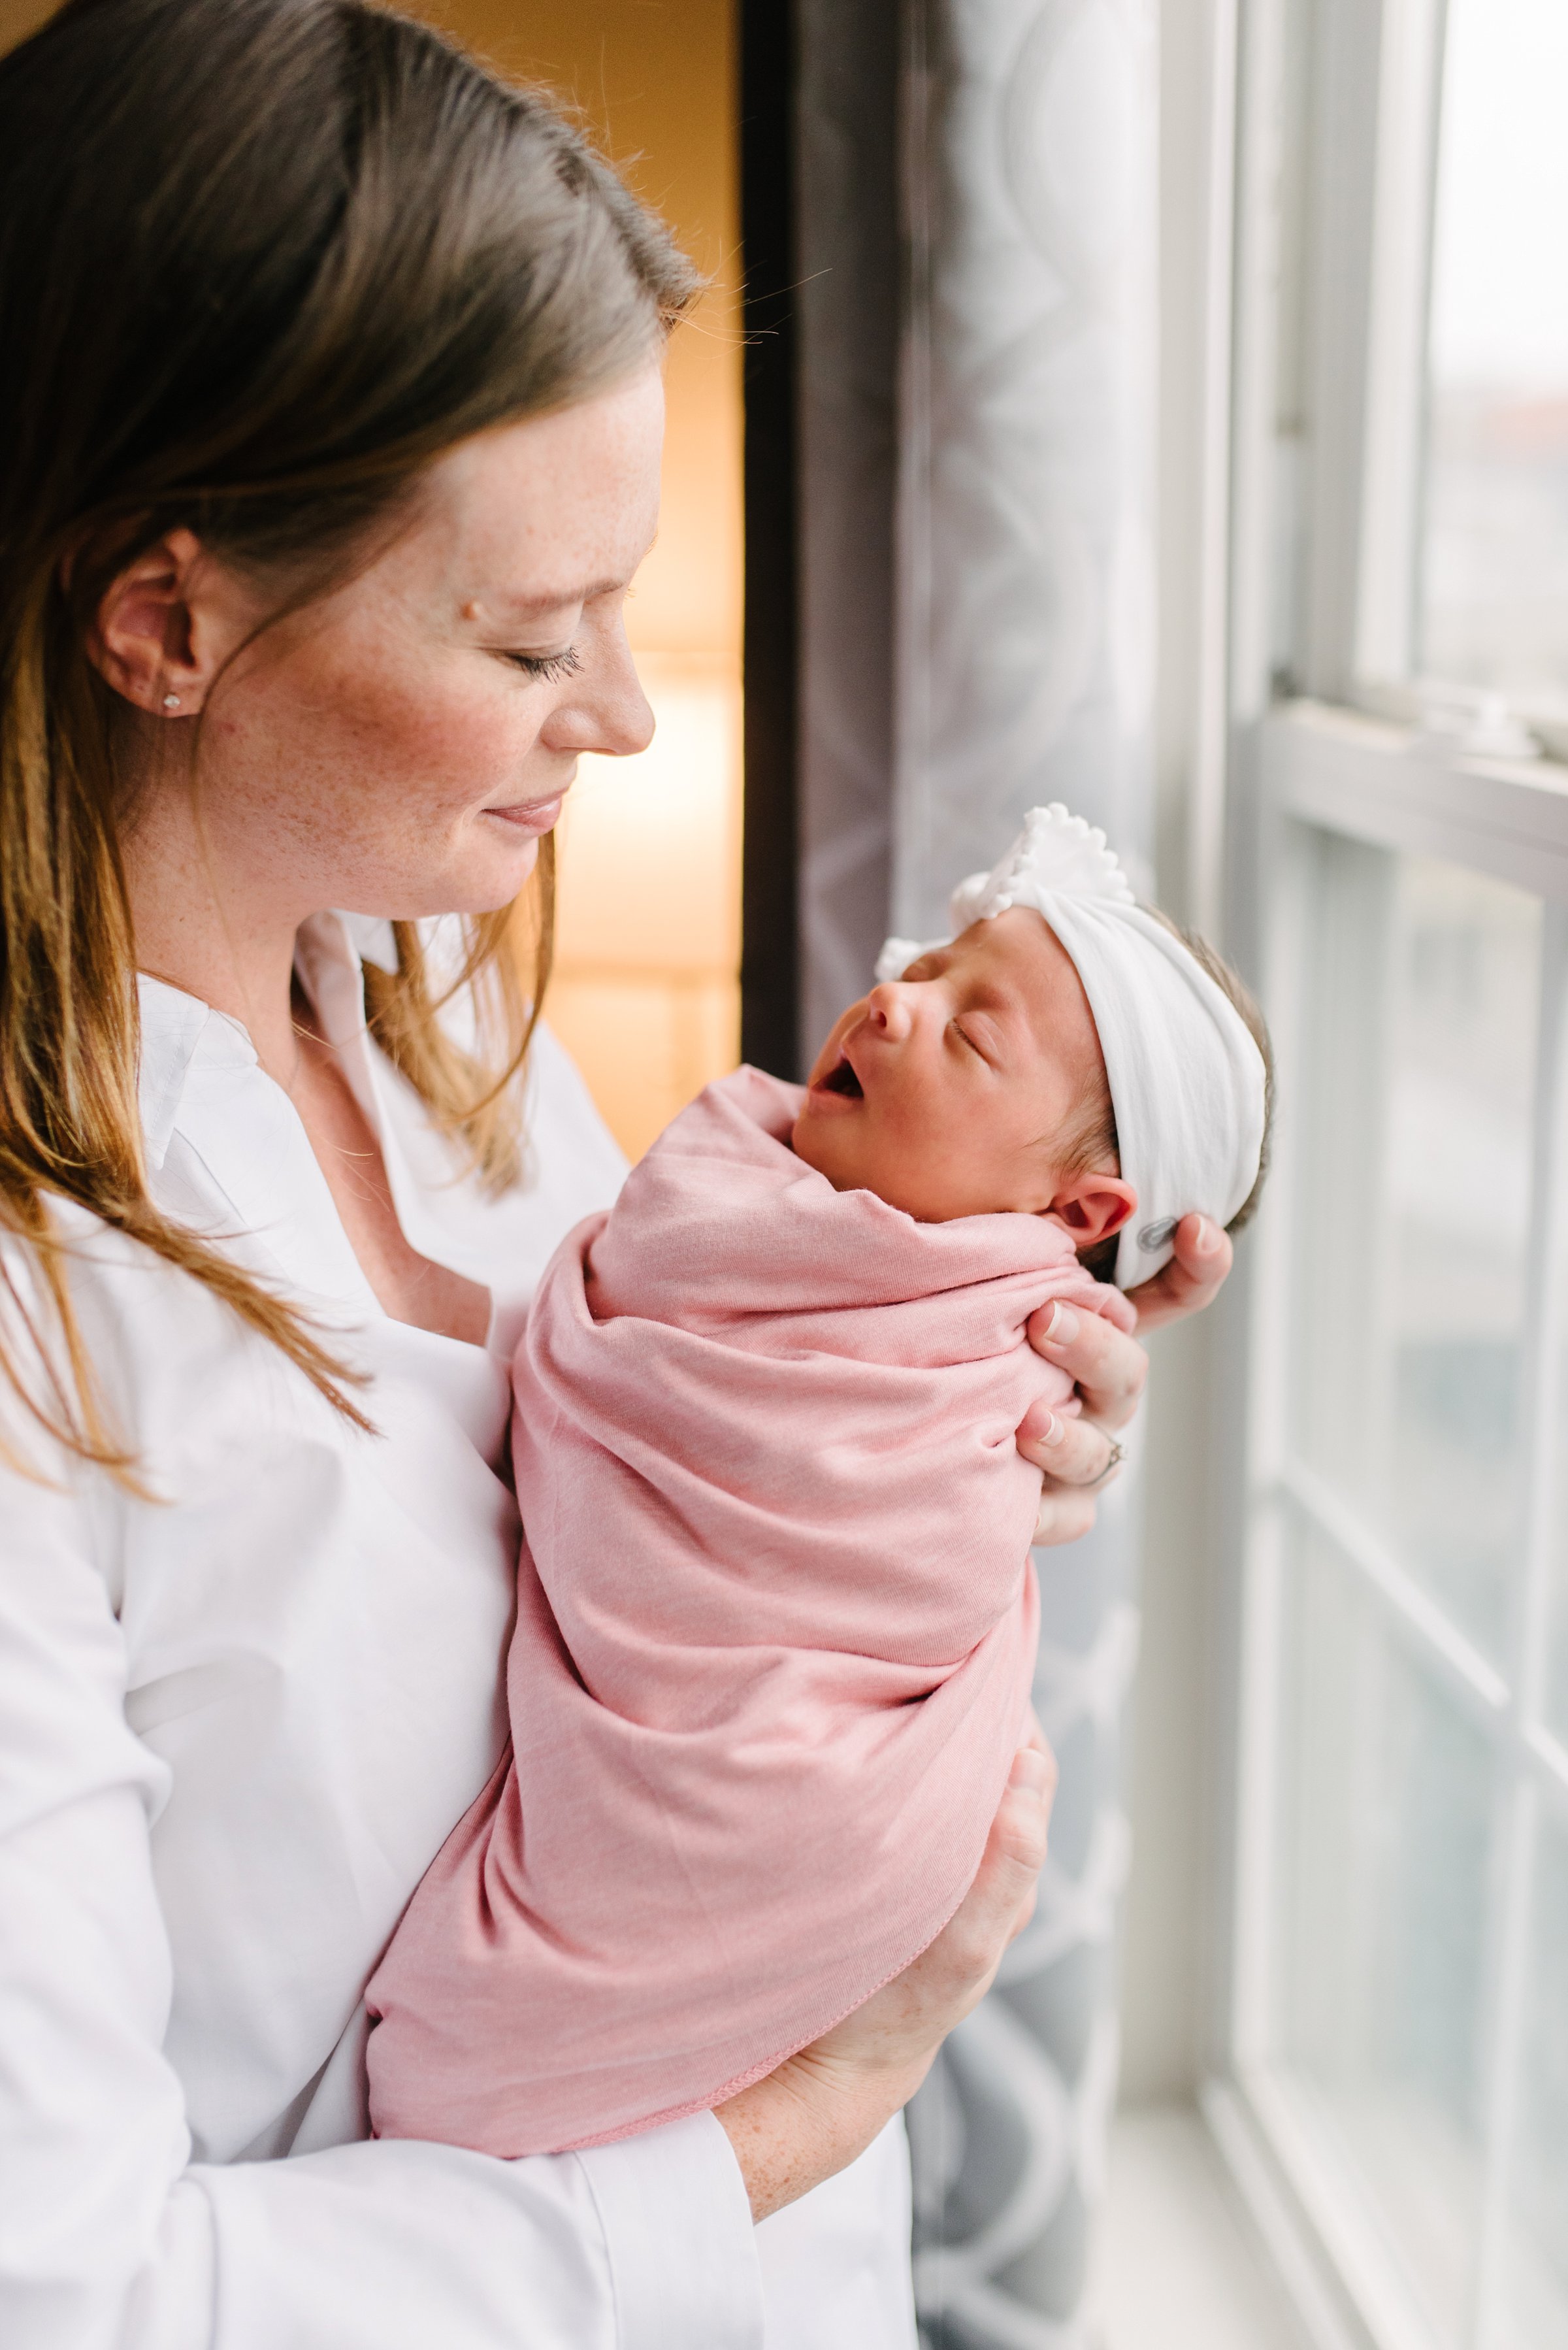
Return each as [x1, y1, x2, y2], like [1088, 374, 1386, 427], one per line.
[950, 1018, 994, 1065]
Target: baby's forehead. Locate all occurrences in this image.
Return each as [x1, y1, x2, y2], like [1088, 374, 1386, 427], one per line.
[949, 908, 1101, 1062]
[951, 906, 1070, 984]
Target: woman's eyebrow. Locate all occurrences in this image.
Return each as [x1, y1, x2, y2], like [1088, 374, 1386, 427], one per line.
[474, 533, 660, 622]
[470, 580, 620, 620]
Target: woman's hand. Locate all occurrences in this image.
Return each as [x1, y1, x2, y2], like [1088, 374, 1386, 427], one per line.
[1018, 1214, 1233, 1544]
[1125, 1210, 1234, 1333]
[713, 1731, 1054, 2221]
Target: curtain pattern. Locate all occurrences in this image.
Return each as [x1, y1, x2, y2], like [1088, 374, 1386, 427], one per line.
[795, 2, 1156, 2338]
[896, 7, 1156, 2342]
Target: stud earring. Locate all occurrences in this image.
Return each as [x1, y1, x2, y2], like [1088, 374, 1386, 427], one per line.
[161, 693, 182, 710]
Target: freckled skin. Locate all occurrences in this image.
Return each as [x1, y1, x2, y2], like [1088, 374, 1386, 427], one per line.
[791, 908, 1136, 1248]
[105, 372, 668, 1342]
[120, 369, 667, 953]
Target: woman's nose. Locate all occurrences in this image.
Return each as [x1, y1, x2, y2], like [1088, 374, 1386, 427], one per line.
[865, 983, 915, 1042]
[592, 660, 656, 758]
[542, 628, 655, 759]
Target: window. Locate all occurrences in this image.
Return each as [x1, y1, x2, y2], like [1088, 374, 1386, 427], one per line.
[1212, 4, 1568, 2345]
[1419, 0, 1568, 714]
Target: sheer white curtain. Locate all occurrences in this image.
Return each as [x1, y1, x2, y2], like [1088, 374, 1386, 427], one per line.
[797, 3, 1157, 2340]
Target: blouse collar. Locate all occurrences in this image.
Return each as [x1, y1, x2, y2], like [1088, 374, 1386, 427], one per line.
[136, 910, 374, 1172]
[133, 914, 504, 1337]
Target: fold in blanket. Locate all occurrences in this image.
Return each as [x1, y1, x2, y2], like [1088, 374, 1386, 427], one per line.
[366, 1067, 1134, 2157]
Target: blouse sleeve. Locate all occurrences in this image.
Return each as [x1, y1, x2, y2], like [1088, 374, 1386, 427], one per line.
[0, 1448, 762, 2350]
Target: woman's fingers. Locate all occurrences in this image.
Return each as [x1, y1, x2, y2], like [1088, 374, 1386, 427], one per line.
[1016, 1221, 1231, 1546]
[1025, 1298, 1148, 1434]
[715, 1732, 1056, 2219]
[1030, 1479, 1103, 1548]
[1015, 1377, 1128, 1547]
[942, 1742, 1054, 1968]
[1015, 1400, 1122, 1489]
[823, 1737, 1055, 2051]
[1123, 1212, 1232, 1333]
[996, 1738, 1055, 1943]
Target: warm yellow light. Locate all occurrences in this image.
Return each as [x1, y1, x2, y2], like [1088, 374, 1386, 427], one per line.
[547, 655, 742, 1160]
[554, 663, 740, 972]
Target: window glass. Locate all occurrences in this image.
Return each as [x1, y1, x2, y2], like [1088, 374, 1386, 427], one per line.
[1499, 1810, 1568, 2347]
[1550, 1265, 1568, 1752]
[1275, 1523, 1494, 2348]
[1419, 0, 1568, 703]
[1290, 836, 1539, 1660]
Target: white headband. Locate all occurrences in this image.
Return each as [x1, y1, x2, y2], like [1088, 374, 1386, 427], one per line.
[877, 805, 1267, 1289]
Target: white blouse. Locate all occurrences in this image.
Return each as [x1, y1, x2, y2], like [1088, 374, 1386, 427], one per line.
[0, 916, 781, 2350]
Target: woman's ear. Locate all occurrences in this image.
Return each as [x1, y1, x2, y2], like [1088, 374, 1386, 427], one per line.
[1045, 1171, 1137, 1248]
[87, 527, 239, 717]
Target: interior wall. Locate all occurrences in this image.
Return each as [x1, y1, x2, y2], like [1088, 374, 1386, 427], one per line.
[384, 1, 745, 1161]
[0, 0, 50, 48]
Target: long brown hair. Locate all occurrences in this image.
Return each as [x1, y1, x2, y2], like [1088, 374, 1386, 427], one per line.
[0, 0, 698, 1471]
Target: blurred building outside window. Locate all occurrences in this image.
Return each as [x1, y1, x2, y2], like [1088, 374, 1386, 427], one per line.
[1418, 0, 1568, 727]
[1353, 0, 1568, 753]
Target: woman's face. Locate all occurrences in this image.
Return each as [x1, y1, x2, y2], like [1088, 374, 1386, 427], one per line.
[123, 367, 664, 927]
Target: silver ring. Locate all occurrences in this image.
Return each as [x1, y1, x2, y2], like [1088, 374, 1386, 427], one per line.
[1094, 1439, 1126, 1487]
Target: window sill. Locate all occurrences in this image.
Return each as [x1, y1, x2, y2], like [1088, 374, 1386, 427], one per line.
[1090, 2102, 1314, 2350]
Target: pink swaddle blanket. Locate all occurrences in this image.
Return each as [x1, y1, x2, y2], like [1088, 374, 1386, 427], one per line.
[365, 1067, 1132, 2157]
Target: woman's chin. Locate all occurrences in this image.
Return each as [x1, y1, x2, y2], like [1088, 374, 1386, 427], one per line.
[426, 832, 544, 914]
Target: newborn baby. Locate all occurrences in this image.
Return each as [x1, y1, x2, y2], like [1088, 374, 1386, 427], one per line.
[365, 807, 1271, 2157]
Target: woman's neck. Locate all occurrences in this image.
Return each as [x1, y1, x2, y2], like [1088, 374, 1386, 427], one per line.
[121, 768, 311, 1085]
[120, 759, 491, 1345]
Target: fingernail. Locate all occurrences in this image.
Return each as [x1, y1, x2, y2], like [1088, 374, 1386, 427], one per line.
[1009, 1747, 1049, 1792]
[1040, 1304, 1079, 1349]
[1192, 1216, 1220, 1255]
[1037, 1412, 1066, 1446]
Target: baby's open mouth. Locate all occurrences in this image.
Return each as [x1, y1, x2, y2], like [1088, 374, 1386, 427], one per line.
[816, 1053, 864, 1099]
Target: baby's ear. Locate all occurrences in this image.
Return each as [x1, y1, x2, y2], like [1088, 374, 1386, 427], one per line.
[1044, 1173, 1137, 1248]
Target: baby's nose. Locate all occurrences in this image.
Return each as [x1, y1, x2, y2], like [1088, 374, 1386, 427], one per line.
[866, 983, 914, 1041]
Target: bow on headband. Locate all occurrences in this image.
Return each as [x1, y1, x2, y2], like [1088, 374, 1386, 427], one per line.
[877, 806, 1267, 1289]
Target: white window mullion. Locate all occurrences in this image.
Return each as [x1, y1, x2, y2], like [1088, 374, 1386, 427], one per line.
[1299, 0, 1384, 702]
[1355, 0, 1447, 690]
[1230, 812, 1321, 2075]
[1469, 904, 1568, 2349]
[1277, 1458, 1509, 1725]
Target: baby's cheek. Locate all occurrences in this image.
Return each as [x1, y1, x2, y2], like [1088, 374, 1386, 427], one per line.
[793, 1110, 875, 1195]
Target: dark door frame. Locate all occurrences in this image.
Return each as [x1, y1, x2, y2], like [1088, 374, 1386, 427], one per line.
[737, 0, 800, 1078]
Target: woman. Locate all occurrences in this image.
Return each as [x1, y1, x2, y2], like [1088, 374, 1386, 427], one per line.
[0, 5, 1232, 2345]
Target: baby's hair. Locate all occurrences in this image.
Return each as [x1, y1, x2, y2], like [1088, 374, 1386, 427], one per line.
[1070, 910, 1275, 1284]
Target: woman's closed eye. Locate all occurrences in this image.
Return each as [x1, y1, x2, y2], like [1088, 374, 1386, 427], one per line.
[503, 643, 582, 684]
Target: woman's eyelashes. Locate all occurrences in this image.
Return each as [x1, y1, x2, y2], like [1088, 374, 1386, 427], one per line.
[504, 643, 582, 684]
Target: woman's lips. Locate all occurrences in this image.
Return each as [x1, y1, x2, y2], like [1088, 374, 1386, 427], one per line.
[485, 791, 565, 834]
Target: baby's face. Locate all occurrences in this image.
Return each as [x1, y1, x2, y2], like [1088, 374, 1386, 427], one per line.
[792, 908, 1135, 1239]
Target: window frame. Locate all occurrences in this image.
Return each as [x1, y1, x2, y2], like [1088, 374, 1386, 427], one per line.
[1203, 5, 1568, 2345]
